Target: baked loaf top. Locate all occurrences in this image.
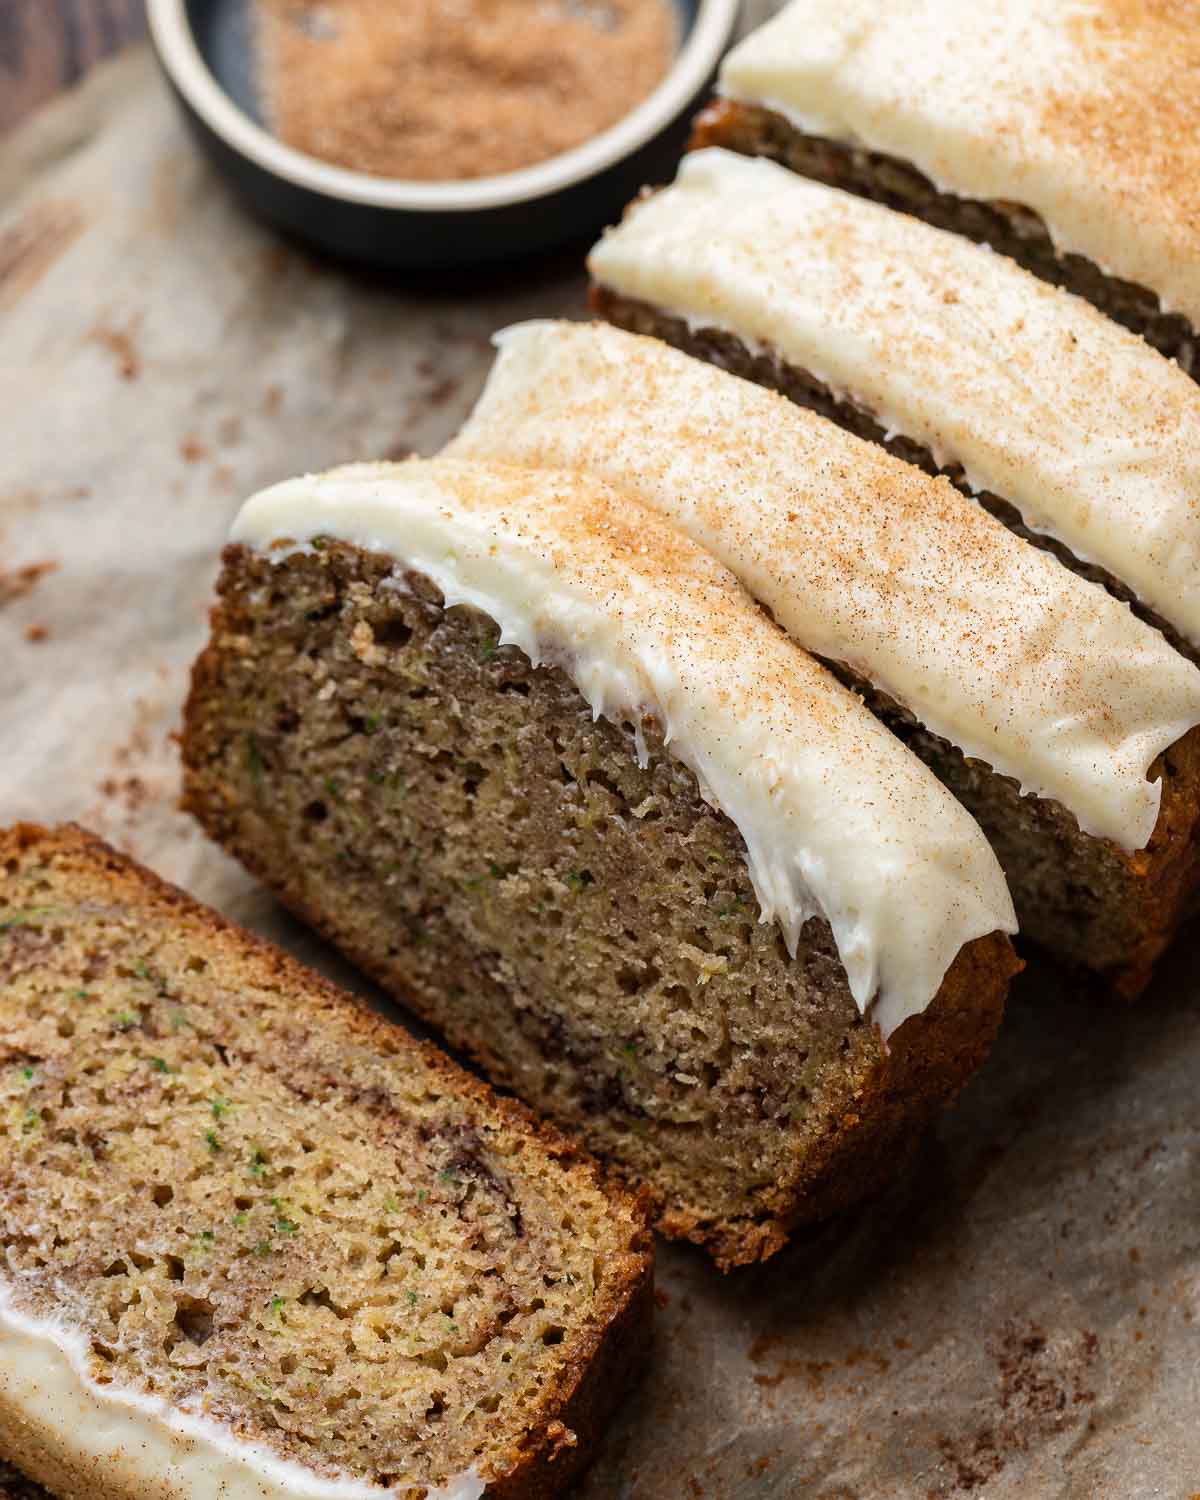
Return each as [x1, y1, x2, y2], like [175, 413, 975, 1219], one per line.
[231, 457, 1014, 1036]
[588, 149, 1200, 655]
[450, 319, 1200, 850]
[716, 0, 1200, 328]
[0, 824, 653, 1499]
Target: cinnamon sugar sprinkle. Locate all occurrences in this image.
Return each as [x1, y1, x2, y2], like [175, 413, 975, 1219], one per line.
[1043, 0, 1200, 239]
[255, 0, 680, 181]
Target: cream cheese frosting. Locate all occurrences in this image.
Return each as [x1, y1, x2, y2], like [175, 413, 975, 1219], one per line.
[0, 1281, 483, 1500]
[232, 456, 1016, 1037]
[717, 0, 1200, 330]
[589, 149, 1200, 653]
[449, 318, 1200, 851]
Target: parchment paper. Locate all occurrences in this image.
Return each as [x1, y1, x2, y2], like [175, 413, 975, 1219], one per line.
[3, 38, 1200, 1500]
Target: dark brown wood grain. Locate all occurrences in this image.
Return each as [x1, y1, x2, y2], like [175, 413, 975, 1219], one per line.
[0, 0, 146, 135]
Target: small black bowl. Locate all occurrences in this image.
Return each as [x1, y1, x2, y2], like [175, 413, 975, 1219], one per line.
[147, 0, 739, 270]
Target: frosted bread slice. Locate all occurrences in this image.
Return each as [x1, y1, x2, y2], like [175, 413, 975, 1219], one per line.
[696, 0, 1200, 372]
[0, 823, 653, 1500]
[449, 320, 1200, 995]
[589, 149, 1200, 663]
[181, 457, 1019, 1267]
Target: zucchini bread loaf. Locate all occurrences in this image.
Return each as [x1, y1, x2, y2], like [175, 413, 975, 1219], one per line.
[588, 149, 1200, 664]
[693, 0, 1200, 373]
[450, 320, 1200, 996]
[182, 458, 1019, 1267]
[0, 823, 652, 1500]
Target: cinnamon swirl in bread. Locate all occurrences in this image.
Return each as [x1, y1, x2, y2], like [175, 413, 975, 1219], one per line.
[0, 822, 652, 1500]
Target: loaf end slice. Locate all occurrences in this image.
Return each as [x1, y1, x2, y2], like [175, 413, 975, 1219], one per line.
[182, 534, 1018, 1268]
[0, 823, 653, 1500]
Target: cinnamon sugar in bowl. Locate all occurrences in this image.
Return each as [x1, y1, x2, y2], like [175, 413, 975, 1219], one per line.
[147, 0, 739, 269]
[256, 0, 682, 183]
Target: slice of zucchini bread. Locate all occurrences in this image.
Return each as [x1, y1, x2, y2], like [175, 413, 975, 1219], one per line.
[449, 320, 1200, 997]
[181, 458, 1019, 1268]
[0, 823, 653, 1500]
[695, 0, 1200, 373]
[588, 148, 1200, 665]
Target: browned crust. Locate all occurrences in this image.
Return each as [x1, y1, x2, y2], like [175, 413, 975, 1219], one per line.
[180, 544, 1019, 1270]
[489, 1271, 654, 1500]
[0, 822, 654, 1500]
[689, 99, 1199, 377]
[1117, 730, 1200, 997]
[588, 286, 1200, 998]
[669, 928, 1018, 1268]
[0, 1462, 47, 1500]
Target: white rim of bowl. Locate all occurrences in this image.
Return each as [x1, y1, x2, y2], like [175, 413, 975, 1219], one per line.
[147, 0, 739, 212]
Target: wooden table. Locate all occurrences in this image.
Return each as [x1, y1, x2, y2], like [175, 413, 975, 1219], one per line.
[1, 0, 146, 135]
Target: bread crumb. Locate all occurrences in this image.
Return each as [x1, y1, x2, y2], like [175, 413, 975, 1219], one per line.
[0, 561, 57, 608]
[90, 318, 141, 380]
